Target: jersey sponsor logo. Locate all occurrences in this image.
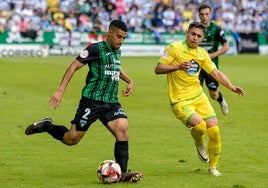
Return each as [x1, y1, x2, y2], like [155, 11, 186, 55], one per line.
[105, 63, 120, 81]
[105, 70, 120, 81]
[105, 63, 121, 69]
[80, 50, 89, 58]
[187, 60, 200, 75]
[200, 40, 213, 52]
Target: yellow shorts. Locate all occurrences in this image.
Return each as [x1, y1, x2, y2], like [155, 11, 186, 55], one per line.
[171, 91, 216, 126]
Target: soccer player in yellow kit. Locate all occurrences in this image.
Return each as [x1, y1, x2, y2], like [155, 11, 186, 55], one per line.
[154, 21, 245, 176]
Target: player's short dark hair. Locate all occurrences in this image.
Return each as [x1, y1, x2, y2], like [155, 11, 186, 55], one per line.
[198, 3, 212, 12]
[109, 19, 128, 32]
[188, 21, 206, 33]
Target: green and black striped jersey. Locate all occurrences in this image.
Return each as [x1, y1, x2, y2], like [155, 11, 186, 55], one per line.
[76, 41, 121, 103]
[199, 22, 228, 68]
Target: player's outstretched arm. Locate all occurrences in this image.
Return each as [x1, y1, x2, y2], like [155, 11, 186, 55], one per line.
[210, 69, 245, 97]
[49, 59, 84, 109]
[209, 42, 229, 59]
[229, 85, 245, 97]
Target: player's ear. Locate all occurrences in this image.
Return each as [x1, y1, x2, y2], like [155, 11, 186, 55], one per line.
[108, 29, 112, 36]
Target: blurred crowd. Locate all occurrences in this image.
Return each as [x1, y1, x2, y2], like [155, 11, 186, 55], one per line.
[0, 0, 267, 41]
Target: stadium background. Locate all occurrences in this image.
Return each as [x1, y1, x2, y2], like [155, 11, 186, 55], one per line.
[0, 0, 267, 56]
[0, 1, 267, 187]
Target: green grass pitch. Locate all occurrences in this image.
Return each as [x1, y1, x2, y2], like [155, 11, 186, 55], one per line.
[0, 55, 267, 188]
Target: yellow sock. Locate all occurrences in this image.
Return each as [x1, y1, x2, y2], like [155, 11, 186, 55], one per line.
[190, 121, 206, 145]
[207, 126, 221, 167]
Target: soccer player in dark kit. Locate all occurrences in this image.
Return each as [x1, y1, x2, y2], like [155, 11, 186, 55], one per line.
[198, 3, 230, 115]
[25, 19, 143, 183]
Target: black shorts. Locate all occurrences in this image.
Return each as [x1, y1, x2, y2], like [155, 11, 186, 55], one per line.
[71, 97, 128, 131]
[199, 69, 219, 91]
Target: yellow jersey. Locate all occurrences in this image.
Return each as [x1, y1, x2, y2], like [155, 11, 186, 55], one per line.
[158, 40, 216, 105]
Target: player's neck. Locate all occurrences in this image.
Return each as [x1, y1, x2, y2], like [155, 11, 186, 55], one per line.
[204, 21, 211, 28]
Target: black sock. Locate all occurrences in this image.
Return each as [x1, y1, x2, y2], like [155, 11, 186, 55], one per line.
[217, 92, 223, 103]
[114, 141, 129, 173]
[44, 122, 68, 142]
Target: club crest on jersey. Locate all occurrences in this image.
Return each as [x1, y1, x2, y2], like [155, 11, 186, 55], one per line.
[80, 50, 89, 58]
[79, 119, 87, 127]
[187, 60, 200, 75]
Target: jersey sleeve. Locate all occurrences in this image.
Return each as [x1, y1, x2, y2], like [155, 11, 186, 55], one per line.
[158, 43, 176, 65]
[201, 49, 217, 73]
[216, 26, 228, 45]
[76, 43, 99, 64]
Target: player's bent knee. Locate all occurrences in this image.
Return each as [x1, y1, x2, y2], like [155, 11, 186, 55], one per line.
[63, 138, 80, 146]
[209, 92, 218, 100]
